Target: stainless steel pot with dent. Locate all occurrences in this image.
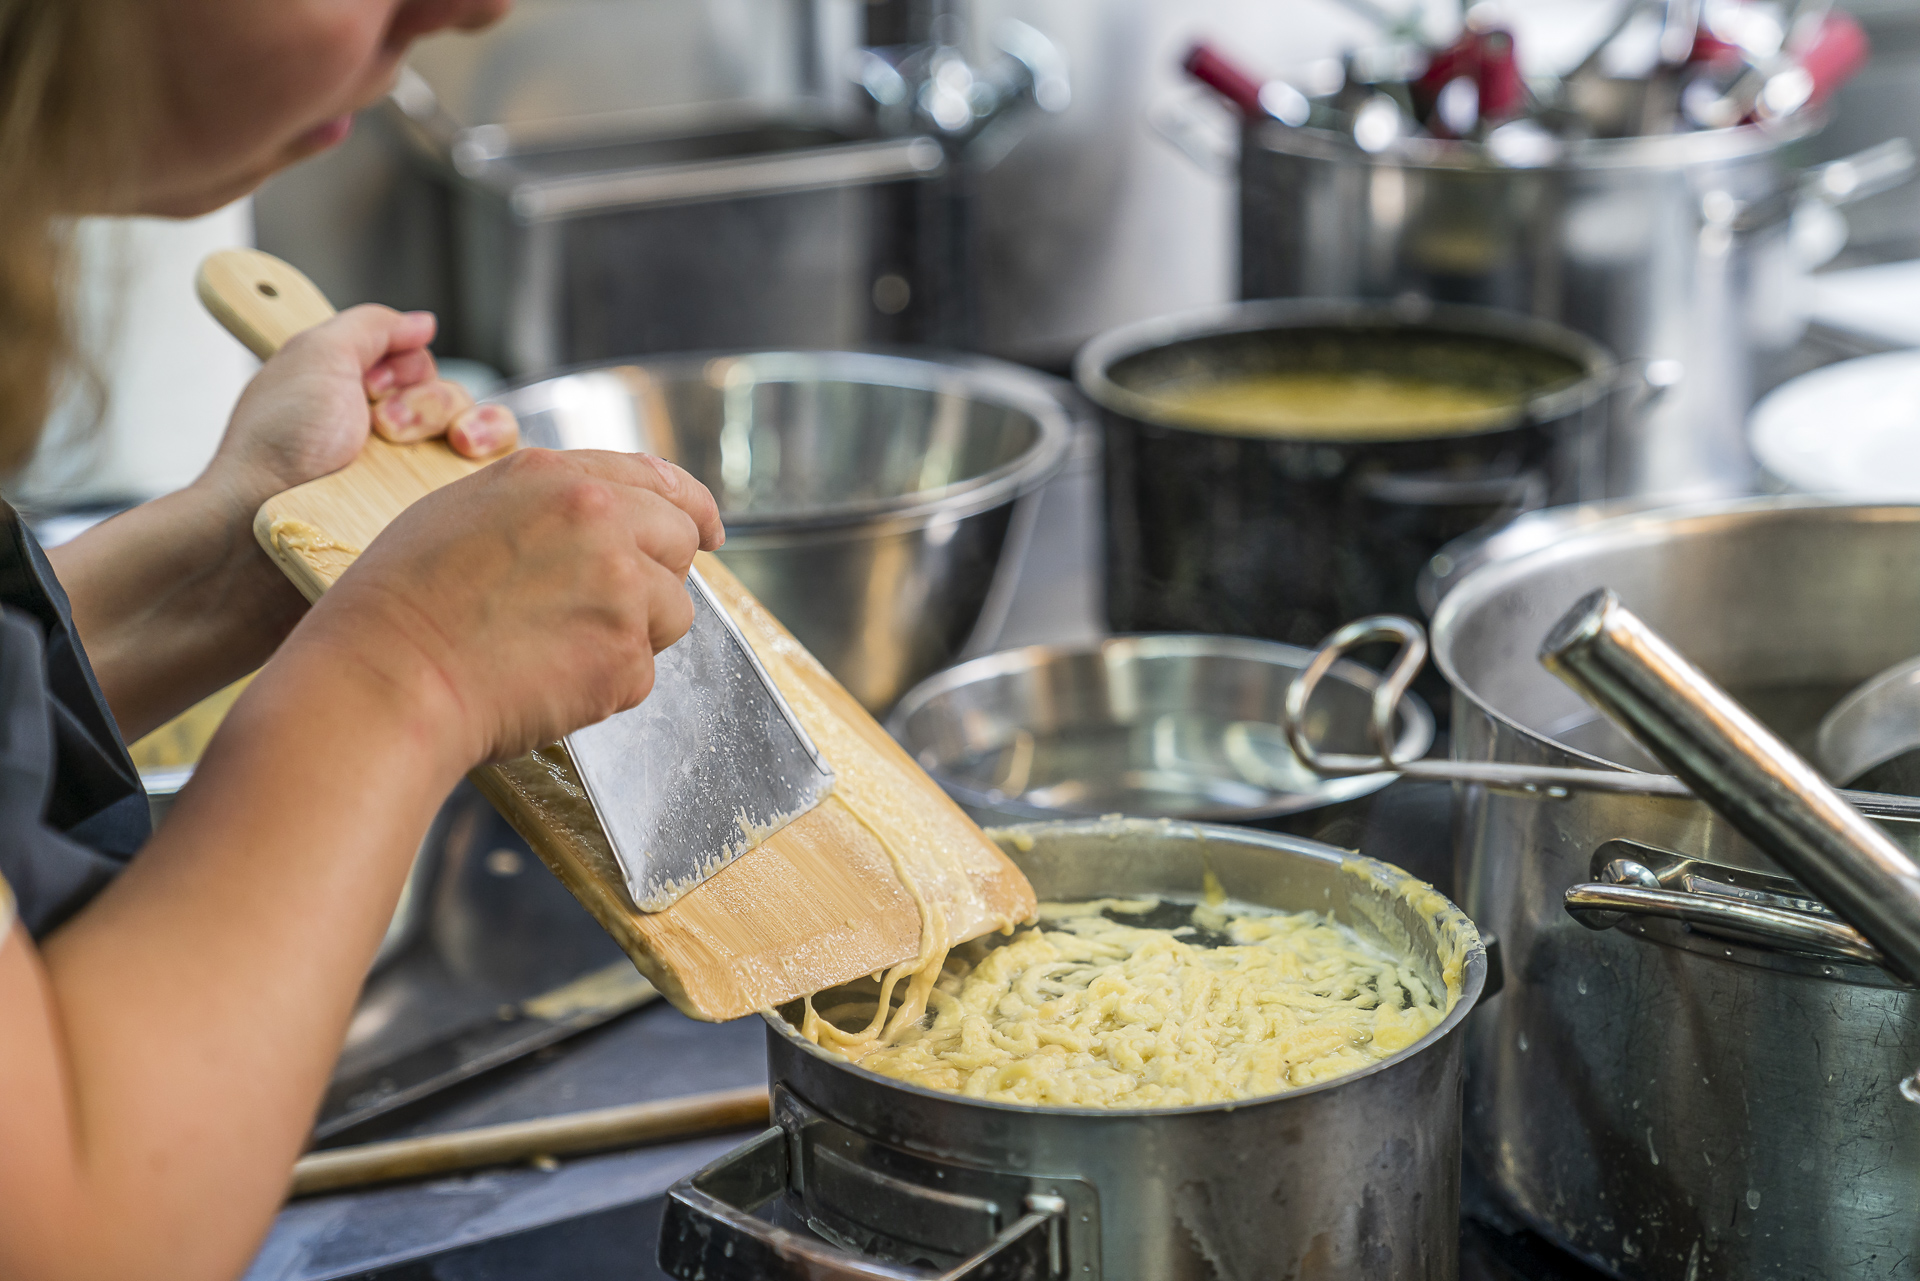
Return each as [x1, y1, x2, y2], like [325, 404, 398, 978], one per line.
[1238, 116, 1911, 500]
[497, 349, 1074, 713]
[1432, 498, 1920, 1279]
[658, 819, 1488, 1281]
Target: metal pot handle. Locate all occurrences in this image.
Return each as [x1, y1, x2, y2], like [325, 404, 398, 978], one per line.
[659, 1127, 1063, 1281]
[1802, 138, 1918, 208]
[1565, 882, 1883, 965]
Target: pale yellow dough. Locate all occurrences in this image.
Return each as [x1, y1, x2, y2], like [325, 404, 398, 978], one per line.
[835, 895, 1449, 1109]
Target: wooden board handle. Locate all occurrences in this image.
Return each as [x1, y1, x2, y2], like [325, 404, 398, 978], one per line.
[196, 249, 489, 599]
[196, 248, 337, 359]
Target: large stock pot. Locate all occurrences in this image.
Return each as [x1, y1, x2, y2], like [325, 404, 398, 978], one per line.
[659, 819, 1488, 1281]
[1077, 298, 1612, 661]
[1237, 109, 1914, 500]
[1432, 498, 1920, 1279]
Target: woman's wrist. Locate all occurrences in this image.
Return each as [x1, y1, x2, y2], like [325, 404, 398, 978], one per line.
[44, 473, 308, 739]
[271, 593, 481, 788]
[168, 470, 310, 650]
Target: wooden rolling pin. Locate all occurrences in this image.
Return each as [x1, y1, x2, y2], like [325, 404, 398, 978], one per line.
[290, 1086, 770, 1197]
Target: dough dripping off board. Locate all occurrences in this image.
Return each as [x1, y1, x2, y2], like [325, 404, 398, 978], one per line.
[216, 253, 1033, 1023]
[259, 458, 1035, 1019]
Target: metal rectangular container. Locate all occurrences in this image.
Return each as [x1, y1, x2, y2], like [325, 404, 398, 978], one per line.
[445, 110, 947, 374]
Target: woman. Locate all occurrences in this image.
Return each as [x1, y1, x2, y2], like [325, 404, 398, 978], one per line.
[0, 2, 723, 1277]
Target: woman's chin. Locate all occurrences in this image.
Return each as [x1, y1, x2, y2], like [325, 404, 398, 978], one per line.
[294, 115, 355, 154]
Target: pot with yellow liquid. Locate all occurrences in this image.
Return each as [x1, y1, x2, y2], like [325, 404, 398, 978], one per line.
[1076, 299, 1613, 675]
[659, 818, 1489, 1281]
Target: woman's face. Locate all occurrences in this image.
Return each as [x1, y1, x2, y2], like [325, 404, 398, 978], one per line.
[136, 0, 512, 216]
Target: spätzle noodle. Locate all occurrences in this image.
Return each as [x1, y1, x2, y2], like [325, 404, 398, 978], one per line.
[820, 894, 1454, 1108]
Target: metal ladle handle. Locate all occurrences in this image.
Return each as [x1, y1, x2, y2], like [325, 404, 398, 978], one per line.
[1564, 882, 1884, 966]
[1540, 588, 1920, 985]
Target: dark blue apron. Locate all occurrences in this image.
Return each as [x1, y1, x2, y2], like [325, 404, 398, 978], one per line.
[0, 505, 151, 935]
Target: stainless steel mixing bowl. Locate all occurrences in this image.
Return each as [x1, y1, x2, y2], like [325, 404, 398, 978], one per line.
[497, 350, 1076, 711]
[886, 634, 1434, 831]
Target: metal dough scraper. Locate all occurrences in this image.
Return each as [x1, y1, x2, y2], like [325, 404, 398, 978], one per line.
[562, 573, 835, 910]
[197, 248, 833, 912]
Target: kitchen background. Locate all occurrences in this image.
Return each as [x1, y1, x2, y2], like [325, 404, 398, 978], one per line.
[38, 0, 1919, 510]
[37, 5, 1920, 1278]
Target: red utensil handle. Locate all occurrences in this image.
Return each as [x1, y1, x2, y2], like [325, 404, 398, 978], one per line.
[1183, 42, 1266, 120]
[1800, 10, 1870, 106]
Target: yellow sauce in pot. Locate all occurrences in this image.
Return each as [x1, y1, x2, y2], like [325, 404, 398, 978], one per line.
[1145, 372, 1520, 440]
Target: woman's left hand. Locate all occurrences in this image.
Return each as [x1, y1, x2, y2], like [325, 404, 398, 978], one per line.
[202, 304, 517, 511]
[48, 304, 522, 742]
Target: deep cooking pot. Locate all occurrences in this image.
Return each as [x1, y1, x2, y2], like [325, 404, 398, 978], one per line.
[1236, 110, 1913, 499]
[1432, 498, 1920, 1280]
[659, 818, 1487, 1281]
[1076, 299, 1611, 671]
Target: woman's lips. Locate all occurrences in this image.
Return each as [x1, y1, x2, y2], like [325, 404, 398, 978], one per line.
[296, 114, 355, 153]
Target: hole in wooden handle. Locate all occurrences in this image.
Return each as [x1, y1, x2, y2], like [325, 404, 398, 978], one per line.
[257, 281, 279, 298]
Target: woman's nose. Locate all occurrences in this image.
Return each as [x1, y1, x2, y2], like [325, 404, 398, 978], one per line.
[390, 0, 512, 45]
[453, 0, 513, 32]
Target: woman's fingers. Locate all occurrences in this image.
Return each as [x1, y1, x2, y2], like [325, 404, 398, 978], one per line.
[306, 305, 436, 381]
[558, 449, 727, 552]
[364, 347, 437, 399]
[447, 403, 519, 458]
[371, 379, 475, 443]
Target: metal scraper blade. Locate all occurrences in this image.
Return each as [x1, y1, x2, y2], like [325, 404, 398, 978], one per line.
[564, 568, 834, 912]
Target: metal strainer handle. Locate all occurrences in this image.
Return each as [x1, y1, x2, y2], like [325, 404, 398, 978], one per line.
[1282, 615, 1429, 775]
[1283, 616, 1695, 798]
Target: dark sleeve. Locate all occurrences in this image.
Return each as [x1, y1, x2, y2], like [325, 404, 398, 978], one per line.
[0, 607, 140, 936]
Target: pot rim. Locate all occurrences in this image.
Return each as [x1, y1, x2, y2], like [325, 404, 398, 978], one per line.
[1245, 106, 1823, 173]
[493, 347, 1080, 535]
[1430, 495, 1920, 771]
[883, 633, 1437, 821]
[1073, 297, 1616, 442]
[763, 817, 1486, 1119]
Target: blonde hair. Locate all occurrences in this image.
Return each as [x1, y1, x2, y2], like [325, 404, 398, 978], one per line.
[0, 0, 140, 474]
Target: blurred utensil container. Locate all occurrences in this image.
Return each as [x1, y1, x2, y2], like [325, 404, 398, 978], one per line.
[1230, 107, 1913, 499]
[886, 633, 1433, 844]
[1076, 298, 1612, 671]
[496, 349, 1074, 713]
[392, 89, 949, 375]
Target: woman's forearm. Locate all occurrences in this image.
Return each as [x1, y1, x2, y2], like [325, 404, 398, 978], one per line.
[0, 633, 467, 1281]
[45, 474, 306, 741]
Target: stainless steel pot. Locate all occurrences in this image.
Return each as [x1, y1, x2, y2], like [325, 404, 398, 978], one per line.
[1236, 116, 1913, 500]
[1076, 298, 1612, 669]
[497, 349, 1075, 713]
[885, 633, 1434, 843]
[658, 818, 1488, 1281]
[1431, 498, 1920, 1280]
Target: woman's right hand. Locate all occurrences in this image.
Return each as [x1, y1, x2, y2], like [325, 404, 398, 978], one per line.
[293, 448, 726, 766]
